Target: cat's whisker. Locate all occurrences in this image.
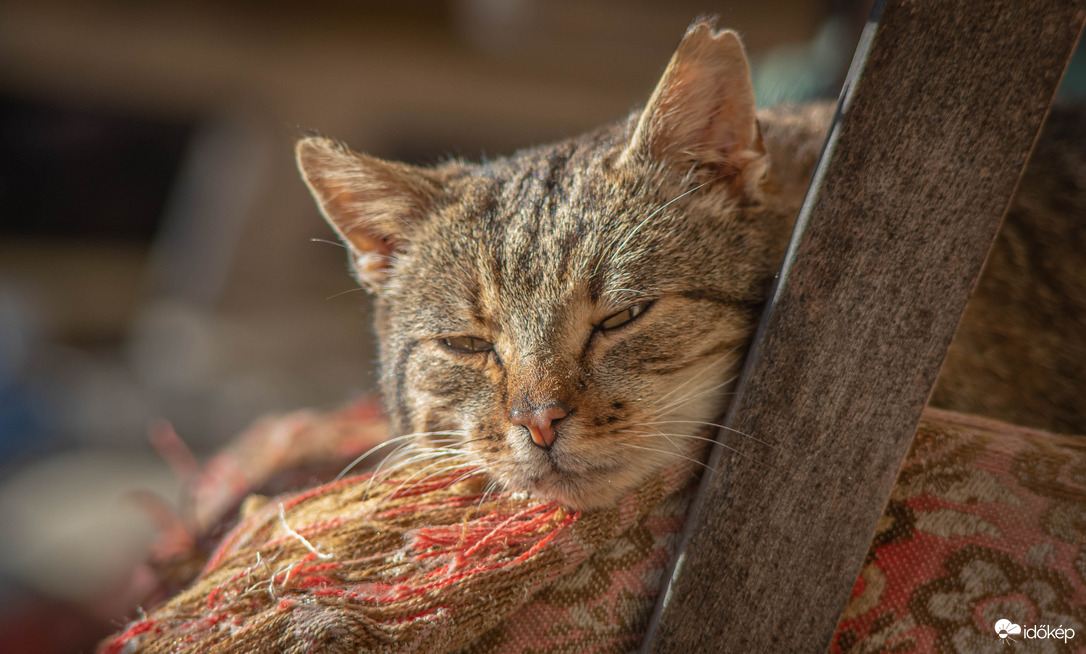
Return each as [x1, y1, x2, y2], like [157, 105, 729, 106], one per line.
[486, 480, 507, 505]
[621, 428, 731, 447]
[359, 439, 473, 499]
[617, 442, 717, 472]
[375, 444, 475, 473]
[377, 457, 481, 507]
[445, 468, 487, 491]
[650, 349, 740, 409]
[644, 375, 737, 427]
[656, 382, 737, 417]
[347, 441, 465, 496]
[368, 451, 473, 499]
[628, 427, 681, 451]
[625, 425, 742, 449]
[601, 287, 651, 306]
[358, 442, 424, 495]
[679, 161, 699, 189]
[383, 448, 468, 468]
[639, 419, 775, 449]
[377, 437, 483, 467]
[603, 178, 712, 272]
[622, 430, 773, 469]
[335, 430, 468, 480]
[594, 180, 713, 277]
[473, 479, 502, 516]
[310, 237, 347, 249]
[652, 369, 740, 415]
[324, 287, 370, 301]
[652, 365, 721, 408]
[360, 454, 417, 501]
[363, 430, 469, 463]
[369, 436, 489, 484]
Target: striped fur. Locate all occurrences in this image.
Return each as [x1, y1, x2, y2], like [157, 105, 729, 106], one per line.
[297, 23, 830, 508]
[298, 16, 1086, 509]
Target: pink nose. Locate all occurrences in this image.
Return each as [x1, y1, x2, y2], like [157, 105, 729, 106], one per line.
[511, 403, 569, 448]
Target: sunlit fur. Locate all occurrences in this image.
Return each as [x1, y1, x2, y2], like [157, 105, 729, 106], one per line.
[378, 140, 763, 508]
[298, 22, 834, 509]
[299, 13, 1086, 508]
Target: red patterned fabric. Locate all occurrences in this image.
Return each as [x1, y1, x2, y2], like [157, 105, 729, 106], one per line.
[831, 409, 1086, 653]
[108, 403, 1085, 652]
[136, 399, 389, 606]
[99, 440, 697, 653]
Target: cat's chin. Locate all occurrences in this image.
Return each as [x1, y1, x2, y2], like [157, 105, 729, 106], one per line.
[498, 436, 700, 510]
[520, 467, 637, 511]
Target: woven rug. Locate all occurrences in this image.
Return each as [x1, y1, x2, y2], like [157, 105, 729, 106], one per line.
[102, 403, 1086, 653]
[100, 445, 697, 653]
[831, 409, 1086, 653]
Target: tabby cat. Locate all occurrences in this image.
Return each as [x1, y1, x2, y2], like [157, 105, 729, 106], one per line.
[295, 21, 1085, 510]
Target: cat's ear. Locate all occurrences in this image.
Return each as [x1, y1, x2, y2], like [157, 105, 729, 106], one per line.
[296, 137, 440, 292]
[621, 21, 766, 193]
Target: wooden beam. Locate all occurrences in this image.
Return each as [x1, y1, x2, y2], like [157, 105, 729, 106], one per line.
[641, 1, 1085, 651]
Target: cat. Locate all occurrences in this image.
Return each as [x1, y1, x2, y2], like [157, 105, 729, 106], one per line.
[295, 20, 1085, 510]
[930, 105, 1086, 434]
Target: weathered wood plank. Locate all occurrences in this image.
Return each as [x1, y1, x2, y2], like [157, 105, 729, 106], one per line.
[642, 1, 1085, 651]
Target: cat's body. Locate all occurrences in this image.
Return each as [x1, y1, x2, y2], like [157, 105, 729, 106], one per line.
[932, 106, 1086, 434]
[297, 22, 1085, 510]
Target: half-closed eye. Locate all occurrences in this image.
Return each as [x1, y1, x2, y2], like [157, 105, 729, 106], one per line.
[598, 300, 653, 331]
[441, 336, 494, 354]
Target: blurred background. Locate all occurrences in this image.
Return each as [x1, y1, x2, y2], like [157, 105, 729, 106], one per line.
[0, 0, 1081, 651]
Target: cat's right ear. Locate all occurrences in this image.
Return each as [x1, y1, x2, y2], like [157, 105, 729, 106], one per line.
[620, 20, 765, 195]
[296, 137, 440, 292]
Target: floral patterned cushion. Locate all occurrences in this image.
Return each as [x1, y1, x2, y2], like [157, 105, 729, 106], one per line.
[831, 409, 1086, 653]
[129, 403, 1085, 652]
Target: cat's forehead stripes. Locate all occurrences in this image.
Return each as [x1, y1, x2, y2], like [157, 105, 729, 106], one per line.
[419, 134, 631, 332]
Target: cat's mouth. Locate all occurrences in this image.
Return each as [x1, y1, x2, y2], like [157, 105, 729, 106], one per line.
[526, 444, 623, 475]
[502, 421, 717, 508]
[524, 470, 600, 508]
[515, 453, 627, 508]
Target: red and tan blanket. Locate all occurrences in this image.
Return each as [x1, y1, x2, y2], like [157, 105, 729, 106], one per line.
[102, 405, 1085, 653]
[831, 410, 1086, 653]
[102, 422, 696, 653]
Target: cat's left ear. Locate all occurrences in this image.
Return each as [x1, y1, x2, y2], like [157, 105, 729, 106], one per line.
[296, 137, 441, 292]
[621, 21, 766, 194]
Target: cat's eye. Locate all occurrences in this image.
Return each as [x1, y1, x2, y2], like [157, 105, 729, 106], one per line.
[441, 336, 494, 354]
[598, 301, 653, 331]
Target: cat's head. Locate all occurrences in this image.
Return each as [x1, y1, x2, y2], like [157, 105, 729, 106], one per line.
[296, 22, 797, 509]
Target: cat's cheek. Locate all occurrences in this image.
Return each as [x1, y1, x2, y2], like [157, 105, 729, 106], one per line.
[399, 347, 494, 434]
[412, 361, 480, 398]
[463, 431, 506, 473]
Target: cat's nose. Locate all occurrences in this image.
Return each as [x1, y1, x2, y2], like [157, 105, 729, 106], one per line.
[511, 402, 569, 449]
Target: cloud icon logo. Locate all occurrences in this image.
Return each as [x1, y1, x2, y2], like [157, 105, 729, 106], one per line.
[995, 619, 1022, 640]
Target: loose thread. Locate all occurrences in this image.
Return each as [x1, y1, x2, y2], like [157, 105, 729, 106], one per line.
[279, 503, 333, 560]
